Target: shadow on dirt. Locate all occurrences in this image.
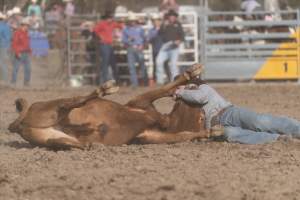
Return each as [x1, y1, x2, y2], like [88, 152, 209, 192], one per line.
[4, 141, 35, 149]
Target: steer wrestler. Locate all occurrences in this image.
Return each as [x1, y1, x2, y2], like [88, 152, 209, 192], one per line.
[173, 78, 300, 144]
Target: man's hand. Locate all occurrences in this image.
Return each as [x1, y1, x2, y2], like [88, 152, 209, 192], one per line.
[173, 87, 184, 100]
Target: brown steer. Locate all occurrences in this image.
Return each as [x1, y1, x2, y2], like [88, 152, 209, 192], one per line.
[8, 64, 220, 149]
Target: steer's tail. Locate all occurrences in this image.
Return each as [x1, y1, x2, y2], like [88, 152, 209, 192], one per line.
[8, 98, 29, 133]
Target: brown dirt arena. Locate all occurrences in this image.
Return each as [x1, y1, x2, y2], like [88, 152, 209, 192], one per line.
[1, 83, 300, 200]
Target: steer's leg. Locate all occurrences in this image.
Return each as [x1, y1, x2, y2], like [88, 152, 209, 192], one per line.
[60, 80, 119, 110]
[46, 138, 84, 150]
[134, 130, 213, 144]
[134, 128, 224, 144]
[126, 64, 203, 109]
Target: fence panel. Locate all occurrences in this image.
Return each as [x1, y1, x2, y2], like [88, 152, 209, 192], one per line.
[201, 10, 300, 81]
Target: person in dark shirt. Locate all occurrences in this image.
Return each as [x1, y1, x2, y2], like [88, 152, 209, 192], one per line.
[147, 14, 163, 81]
[156, 10, 184, 84]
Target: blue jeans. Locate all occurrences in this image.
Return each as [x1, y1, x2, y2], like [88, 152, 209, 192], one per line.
[99, 43, 118, 84]
[156, 41, 179, 84]
[220, 106, 300, 144]
[11, 52, 31, 85]
[0, 48, 9, 83]
[127, 47, 148, 86]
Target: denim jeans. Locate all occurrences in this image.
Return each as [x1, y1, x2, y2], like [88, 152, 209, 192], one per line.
[11, 52, 31, 85]
[127, 47, 148, 86]
[99, 43, 118, 84]
[0, 48, 9, 83]
[156, 41, 180, 84]
[219, 106, 300, 144]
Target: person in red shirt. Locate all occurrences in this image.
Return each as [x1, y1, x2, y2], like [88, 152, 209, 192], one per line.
[93, 12, 121, 84]
[11, 18, 31, 87]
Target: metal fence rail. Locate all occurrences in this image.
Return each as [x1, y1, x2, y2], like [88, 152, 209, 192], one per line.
[201, 10, 300, 80]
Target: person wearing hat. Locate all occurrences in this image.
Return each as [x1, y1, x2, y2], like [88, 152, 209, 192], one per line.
[122, 12, 148, 87]
[0, 12, 12, 85]
[27, 0, 42, 18]
[11, 18, 32, 87]
[93, 12, 122, 84]
[173, 74, 300, 144]
[7, 7, 22, 30]
[156, 9, 184, 84]
[147, 13, 163, 81]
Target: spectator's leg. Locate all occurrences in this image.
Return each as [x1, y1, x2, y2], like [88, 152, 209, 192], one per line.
[23, 53, 31, 86]
[137, 50, 148, 86]
[99, 44, 110, 84]
[127, 47, 138, 87]
[109, 46, 119, 83]
[169, 48, 180, 81]
[11, 53, 21, 85]
[156, 44, 169, 84]
[0, 48, 9, 83]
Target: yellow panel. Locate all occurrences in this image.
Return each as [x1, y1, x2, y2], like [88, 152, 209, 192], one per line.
[255, 59, 298, 79]
[255, 30, 300, 79]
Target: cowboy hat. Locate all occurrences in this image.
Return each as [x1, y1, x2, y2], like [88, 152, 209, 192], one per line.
[21, 17, 31, 25]
[127, 11, 137, 21]
[12, 7, 21, 15]
[166, 9, 178, 17]
[0, 12, 6, 19]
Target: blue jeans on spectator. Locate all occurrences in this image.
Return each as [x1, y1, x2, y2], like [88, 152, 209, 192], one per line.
[127, 46, 148, 87]
[219, 106, 300, 144]
[99, 43, 118, 84]
[156, 41, 180, 84]
[11, 52, 31, 85]
[0, 48, 9, 83]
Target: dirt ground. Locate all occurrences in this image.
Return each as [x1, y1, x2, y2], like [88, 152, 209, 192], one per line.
[0, 83, 300, 200]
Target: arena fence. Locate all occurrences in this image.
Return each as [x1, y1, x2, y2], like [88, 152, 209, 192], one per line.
[66, 12, 199, 86]
[66, 9, 300, 85]
[201, 10, 300, 81]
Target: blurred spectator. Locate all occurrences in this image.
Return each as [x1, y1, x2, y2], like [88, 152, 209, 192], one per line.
[122, 12, 148, 87]
[11, 18, 32, 87]
[45, 4, 63, 34]
[93, 12, 121, 84]
[156, 10, 184, 84]
[41, 0, 48, 11]
[241, 0, 261, 19]
[0, 12, 12, 85]
[80, 21, 98, 68]
[7, 7, 22, 30]
[159, 0, 179, 15]
[28, 11, 43, 30]
[64, 0, 75, 18]
[147, 13, 163, 81]
[27, 0, 42, 18]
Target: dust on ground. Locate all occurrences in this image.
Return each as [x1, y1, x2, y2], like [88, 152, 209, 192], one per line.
[1, 83, 300, 200]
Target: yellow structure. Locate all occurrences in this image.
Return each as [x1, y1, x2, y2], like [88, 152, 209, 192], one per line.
[254, 29, 300, 80]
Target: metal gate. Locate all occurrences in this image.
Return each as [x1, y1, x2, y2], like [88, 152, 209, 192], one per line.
[201, 10, 300, 80]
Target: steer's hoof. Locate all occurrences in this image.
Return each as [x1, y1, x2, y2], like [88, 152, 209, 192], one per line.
[101, 80, 119, 95]
[183, 63, 203, 80]
[102, 80, 116, 89]
[104, 86, 120, 95]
